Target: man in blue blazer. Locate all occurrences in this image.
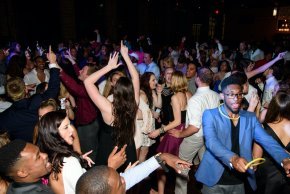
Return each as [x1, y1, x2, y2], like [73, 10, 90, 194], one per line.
[195, 76, 290, 194]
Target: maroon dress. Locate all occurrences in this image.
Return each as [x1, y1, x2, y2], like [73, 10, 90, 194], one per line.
[157, 110, 186, 156]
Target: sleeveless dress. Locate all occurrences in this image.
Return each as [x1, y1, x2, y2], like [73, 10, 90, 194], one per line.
[256, 123, 290, 194]
[156, 106, 186, 156]
[95, 120, 137, 172]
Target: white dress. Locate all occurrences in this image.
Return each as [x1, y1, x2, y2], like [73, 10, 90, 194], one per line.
[135, 97, 155, 148]
[62, 156, 86, 194]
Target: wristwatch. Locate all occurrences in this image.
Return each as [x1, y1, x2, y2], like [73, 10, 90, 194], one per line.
[154, 153, 169, 172]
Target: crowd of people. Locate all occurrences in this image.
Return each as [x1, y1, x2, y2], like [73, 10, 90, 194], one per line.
[0, 30, 290, 194]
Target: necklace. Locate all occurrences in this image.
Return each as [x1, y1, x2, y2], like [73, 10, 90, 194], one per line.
[218, 103, 240, 120]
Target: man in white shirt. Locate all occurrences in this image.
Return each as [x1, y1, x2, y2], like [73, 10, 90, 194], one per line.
[170, 67, 220, 194]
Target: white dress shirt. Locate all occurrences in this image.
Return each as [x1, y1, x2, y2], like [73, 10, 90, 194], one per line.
[186, 86, 220, 137]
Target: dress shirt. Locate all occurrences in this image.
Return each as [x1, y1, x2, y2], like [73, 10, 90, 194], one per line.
[145, 62, 160, 80]
[186, 86, 220, 137]
[121, 156, 160, 190]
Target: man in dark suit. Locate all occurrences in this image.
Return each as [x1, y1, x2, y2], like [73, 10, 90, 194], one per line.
[0, 47, 60, 142]
[0, 140, 53, 194]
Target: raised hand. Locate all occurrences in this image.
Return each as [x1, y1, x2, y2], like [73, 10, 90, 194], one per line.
[46, 45, 57, 64]
[82, 150, 95, 167]
[276, 51, 288, 60]
[107, 51, 121, 70]
[108, 144, 127, 170]
[120, 40, 129, 57]
[63, 49, 75, 64]
[248, 92, 259, 111]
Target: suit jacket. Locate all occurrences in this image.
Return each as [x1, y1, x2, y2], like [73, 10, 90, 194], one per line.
[7, 181, 54, 194]
[0, 68, 60, 142]
[195, 104, 290, 190]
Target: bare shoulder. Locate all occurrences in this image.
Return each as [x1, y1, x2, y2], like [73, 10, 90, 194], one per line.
[140, 90, 148, 102]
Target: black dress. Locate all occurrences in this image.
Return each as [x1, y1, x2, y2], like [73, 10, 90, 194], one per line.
[95, 120, 137, 172]
[256, 123, 290, 194]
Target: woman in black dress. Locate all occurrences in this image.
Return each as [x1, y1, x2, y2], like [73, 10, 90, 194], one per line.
[254, 90, 290, 194]
[84, 41, 139, 171]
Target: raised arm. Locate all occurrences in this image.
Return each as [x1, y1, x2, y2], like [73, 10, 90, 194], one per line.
[63, 49, 80, 75]
[84, 52, 121, 122]
[246, 51, 287, 79]
[120, 40, 140, 105]
[42, 46, 61, 100]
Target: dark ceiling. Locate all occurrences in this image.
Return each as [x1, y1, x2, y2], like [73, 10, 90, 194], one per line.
[224, 0, 290, 9]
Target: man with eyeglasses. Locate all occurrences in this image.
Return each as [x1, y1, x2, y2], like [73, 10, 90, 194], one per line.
[195, 75, 290, 194]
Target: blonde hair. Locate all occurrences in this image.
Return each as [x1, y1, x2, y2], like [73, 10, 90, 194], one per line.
[34, 99, 58, 144]
[39, 98, 58, 111]
[103, 71, 125, 98]
[163, 57, 174, 68]
[171, 71, 188, 93]
[6, 77, 26, 101]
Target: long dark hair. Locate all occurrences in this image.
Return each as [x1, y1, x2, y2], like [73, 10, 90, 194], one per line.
[37, 111, 83, 179]
[140, 72, 154, 109]
[264, 91, 290, 123]
[112, 77, 138, 146]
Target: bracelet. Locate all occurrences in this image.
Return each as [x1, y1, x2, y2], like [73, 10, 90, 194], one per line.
[154, 153, 169, 172]
[159, 126, 165, 134]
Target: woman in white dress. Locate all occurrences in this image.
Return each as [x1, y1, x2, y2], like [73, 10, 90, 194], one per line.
[37, 111, 126, 194]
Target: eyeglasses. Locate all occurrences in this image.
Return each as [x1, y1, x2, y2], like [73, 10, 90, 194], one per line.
[224, 93, 244, 99]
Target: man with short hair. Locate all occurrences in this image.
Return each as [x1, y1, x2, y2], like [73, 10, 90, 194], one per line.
[0, 140, 53, 194]
[171, 67, 220, 194]
[76, 153, 192, 194]
[144, 51, 160, 80]
[186, 62, 197, 95]
[195, 76, 290, 194]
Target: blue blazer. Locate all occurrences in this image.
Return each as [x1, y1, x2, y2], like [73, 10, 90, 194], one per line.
[195, 105, 290, 190]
